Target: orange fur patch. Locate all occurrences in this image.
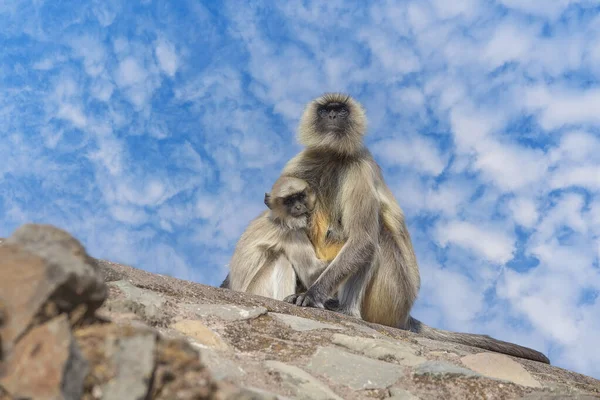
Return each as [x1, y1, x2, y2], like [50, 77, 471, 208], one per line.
[310, 209, 345, 262]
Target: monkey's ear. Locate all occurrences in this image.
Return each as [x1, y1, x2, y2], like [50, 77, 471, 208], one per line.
[264, 193, 272, 209]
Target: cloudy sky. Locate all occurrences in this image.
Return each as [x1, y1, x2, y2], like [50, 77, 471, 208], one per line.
[1, 0, 599, 379]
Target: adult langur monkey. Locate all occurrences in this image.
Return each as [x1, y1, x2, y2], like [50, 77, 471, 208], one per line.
[225, 176, 328, 301]
[280, 93, 550, 364]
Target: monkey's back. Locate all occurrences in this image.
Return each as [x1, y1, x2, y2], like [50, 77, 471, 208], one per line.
[228, 211, 288, 291]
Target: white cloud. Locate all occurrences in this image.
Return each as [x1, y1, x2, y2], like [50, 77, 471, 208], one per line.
[116, 57, 147, 86]
[155, 39, 179, 77]
[372, 135, 448, 176]
[523, 85, 600, 130]
[508, 197, 539, 228]
[434, 220, 516, 264]
[498, 0, 592, 20]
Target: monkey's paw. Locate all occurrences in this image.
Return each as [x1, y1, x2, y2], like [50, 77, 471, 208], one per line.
[283, 291, 326, 309]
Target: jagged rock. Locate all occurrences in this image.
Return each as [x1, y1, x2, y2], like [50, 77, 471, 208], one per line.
[0, 314, 88, 400]
[0, 224, 107, 354]
[75, 323, 219, 400]
[271, 313, 344, 332]
[307, 346, 405, 390]
[461, 353, 542, 388]
[104, 280, 171, 325]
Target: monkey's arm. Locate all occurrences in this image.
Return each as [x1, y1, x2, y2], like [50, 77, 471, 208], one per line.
[285, 238, 329, 289]
[287, 161, 380, 308]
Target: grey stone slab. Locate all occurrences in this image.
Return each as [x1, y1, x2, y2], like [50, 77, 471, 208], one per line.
[271, 313, 344, 332]
[389, 387, 421, 400]
[332, 333, 426, 366]
[461, 353, 541, 388]
[414, 361, 480, 378]
[306, 346, 404, 390]
[102, 331, 156, 400]
[185, 303, 267, 321]
[265, 360, 343, 400]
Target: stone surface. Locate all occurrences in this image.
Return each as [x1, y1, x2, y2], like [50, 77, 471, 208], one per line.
[461, 353, 542, 388]
[101, 330, 156, 400]
[0, 315, 88, 400]
[414, 361, 481, 378]
[389, 387, 421, 400]
[0, 224, 107, 354]
[171, 319, 230, 351]
[265, 360, 343, 400]
[271, 313, 344, 332]
[194, 347, 246, 380]
[185, 303, 268, 321]
[3, 223, 600, 400]
[307, 346, 404, 390]
[332, 333, 426, 366]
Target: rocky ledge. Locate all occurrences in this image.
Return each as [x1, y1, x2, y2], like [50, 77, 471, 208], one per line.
[0, 224, 599, 400]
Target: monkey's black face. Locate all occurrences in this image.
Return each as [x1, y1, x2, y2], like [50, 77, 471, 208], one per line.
[283, 192, 309, 218]
[316, 102, 350, 134]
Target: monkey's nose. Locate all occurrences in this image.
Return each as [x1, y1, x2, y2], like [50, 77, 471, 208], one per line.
[328, 111, 337, 119]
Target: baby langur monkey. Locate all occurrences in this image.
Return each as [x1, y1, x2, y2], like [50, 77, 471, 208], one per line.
[226, 176, 328, 301]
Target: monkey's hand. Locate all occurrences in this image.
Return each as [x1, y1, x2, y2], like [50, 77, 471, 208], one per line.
[283, 290, 327, 309]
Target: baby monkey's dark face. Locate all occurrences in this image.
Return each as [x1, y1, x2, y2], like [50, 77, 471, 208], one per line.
[317, 101, 350, 134]
[283, 191, 310, 218]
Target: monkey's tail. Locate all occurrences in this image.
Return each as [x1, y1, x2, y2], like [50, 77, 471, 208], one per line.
[219, 274, 230, 289]
[408, 316, 550, 364]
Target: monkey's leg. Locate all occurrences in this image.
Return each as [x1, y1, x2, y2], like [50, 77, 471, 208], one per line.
[360, 229, 420, 329]
[332, 256, 377, 318]
[246, 255, 297, 301]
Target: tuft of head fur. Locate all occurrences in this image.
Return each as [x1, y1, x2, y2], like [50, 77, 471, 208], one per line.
[265, 176, 316, 230]
[298, 93, 367, 156]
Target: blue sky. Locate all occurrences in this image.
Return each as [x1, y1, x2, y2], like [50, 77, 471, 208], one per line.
[1, 0, 599, 379]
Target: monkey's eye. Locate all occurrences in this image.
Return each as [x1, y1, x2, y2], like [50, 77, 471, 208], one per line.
[284, 197, 294, 206]
[318, 108, 328, 118]
[297, 192, 305, 200]
[339, 107, 349, 117]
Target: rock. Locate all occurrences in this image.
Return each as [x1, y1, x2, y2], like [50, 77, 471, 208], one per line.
[0, 224, 107, 354]
[0, 314, 88, 400]
[106, 280, 168, 322]
[150, 337, 218, 400]
[194, 347, 246, 380]
[414, 361, 480, 378]
[3, 223, 600, 400]
[265, 360, 343, 400]
[101, 330, 156, 400]
[461, 353, 542, 388]
[389, 387, 421, 400]
[226, 387, 283, 400]
[185, 303, 268, 321]
[306, 346, 404, 390]
[75, 323, 219, 400]
[519, 395, 600, 400]
[331, 333, 426, 366]
[271, 313, 344, 332]
[171, 319, 230, 351]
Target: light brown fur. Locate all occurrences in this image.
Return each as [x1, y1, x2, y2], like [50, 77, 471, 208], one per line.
[226, 177, 327, 301]
[281, 93, 550, 364]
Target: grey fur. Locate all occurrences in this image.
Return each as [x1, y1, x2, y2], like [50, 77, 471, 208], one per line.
[227, 176, 327, 301]
[280, 93, 550, 365]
